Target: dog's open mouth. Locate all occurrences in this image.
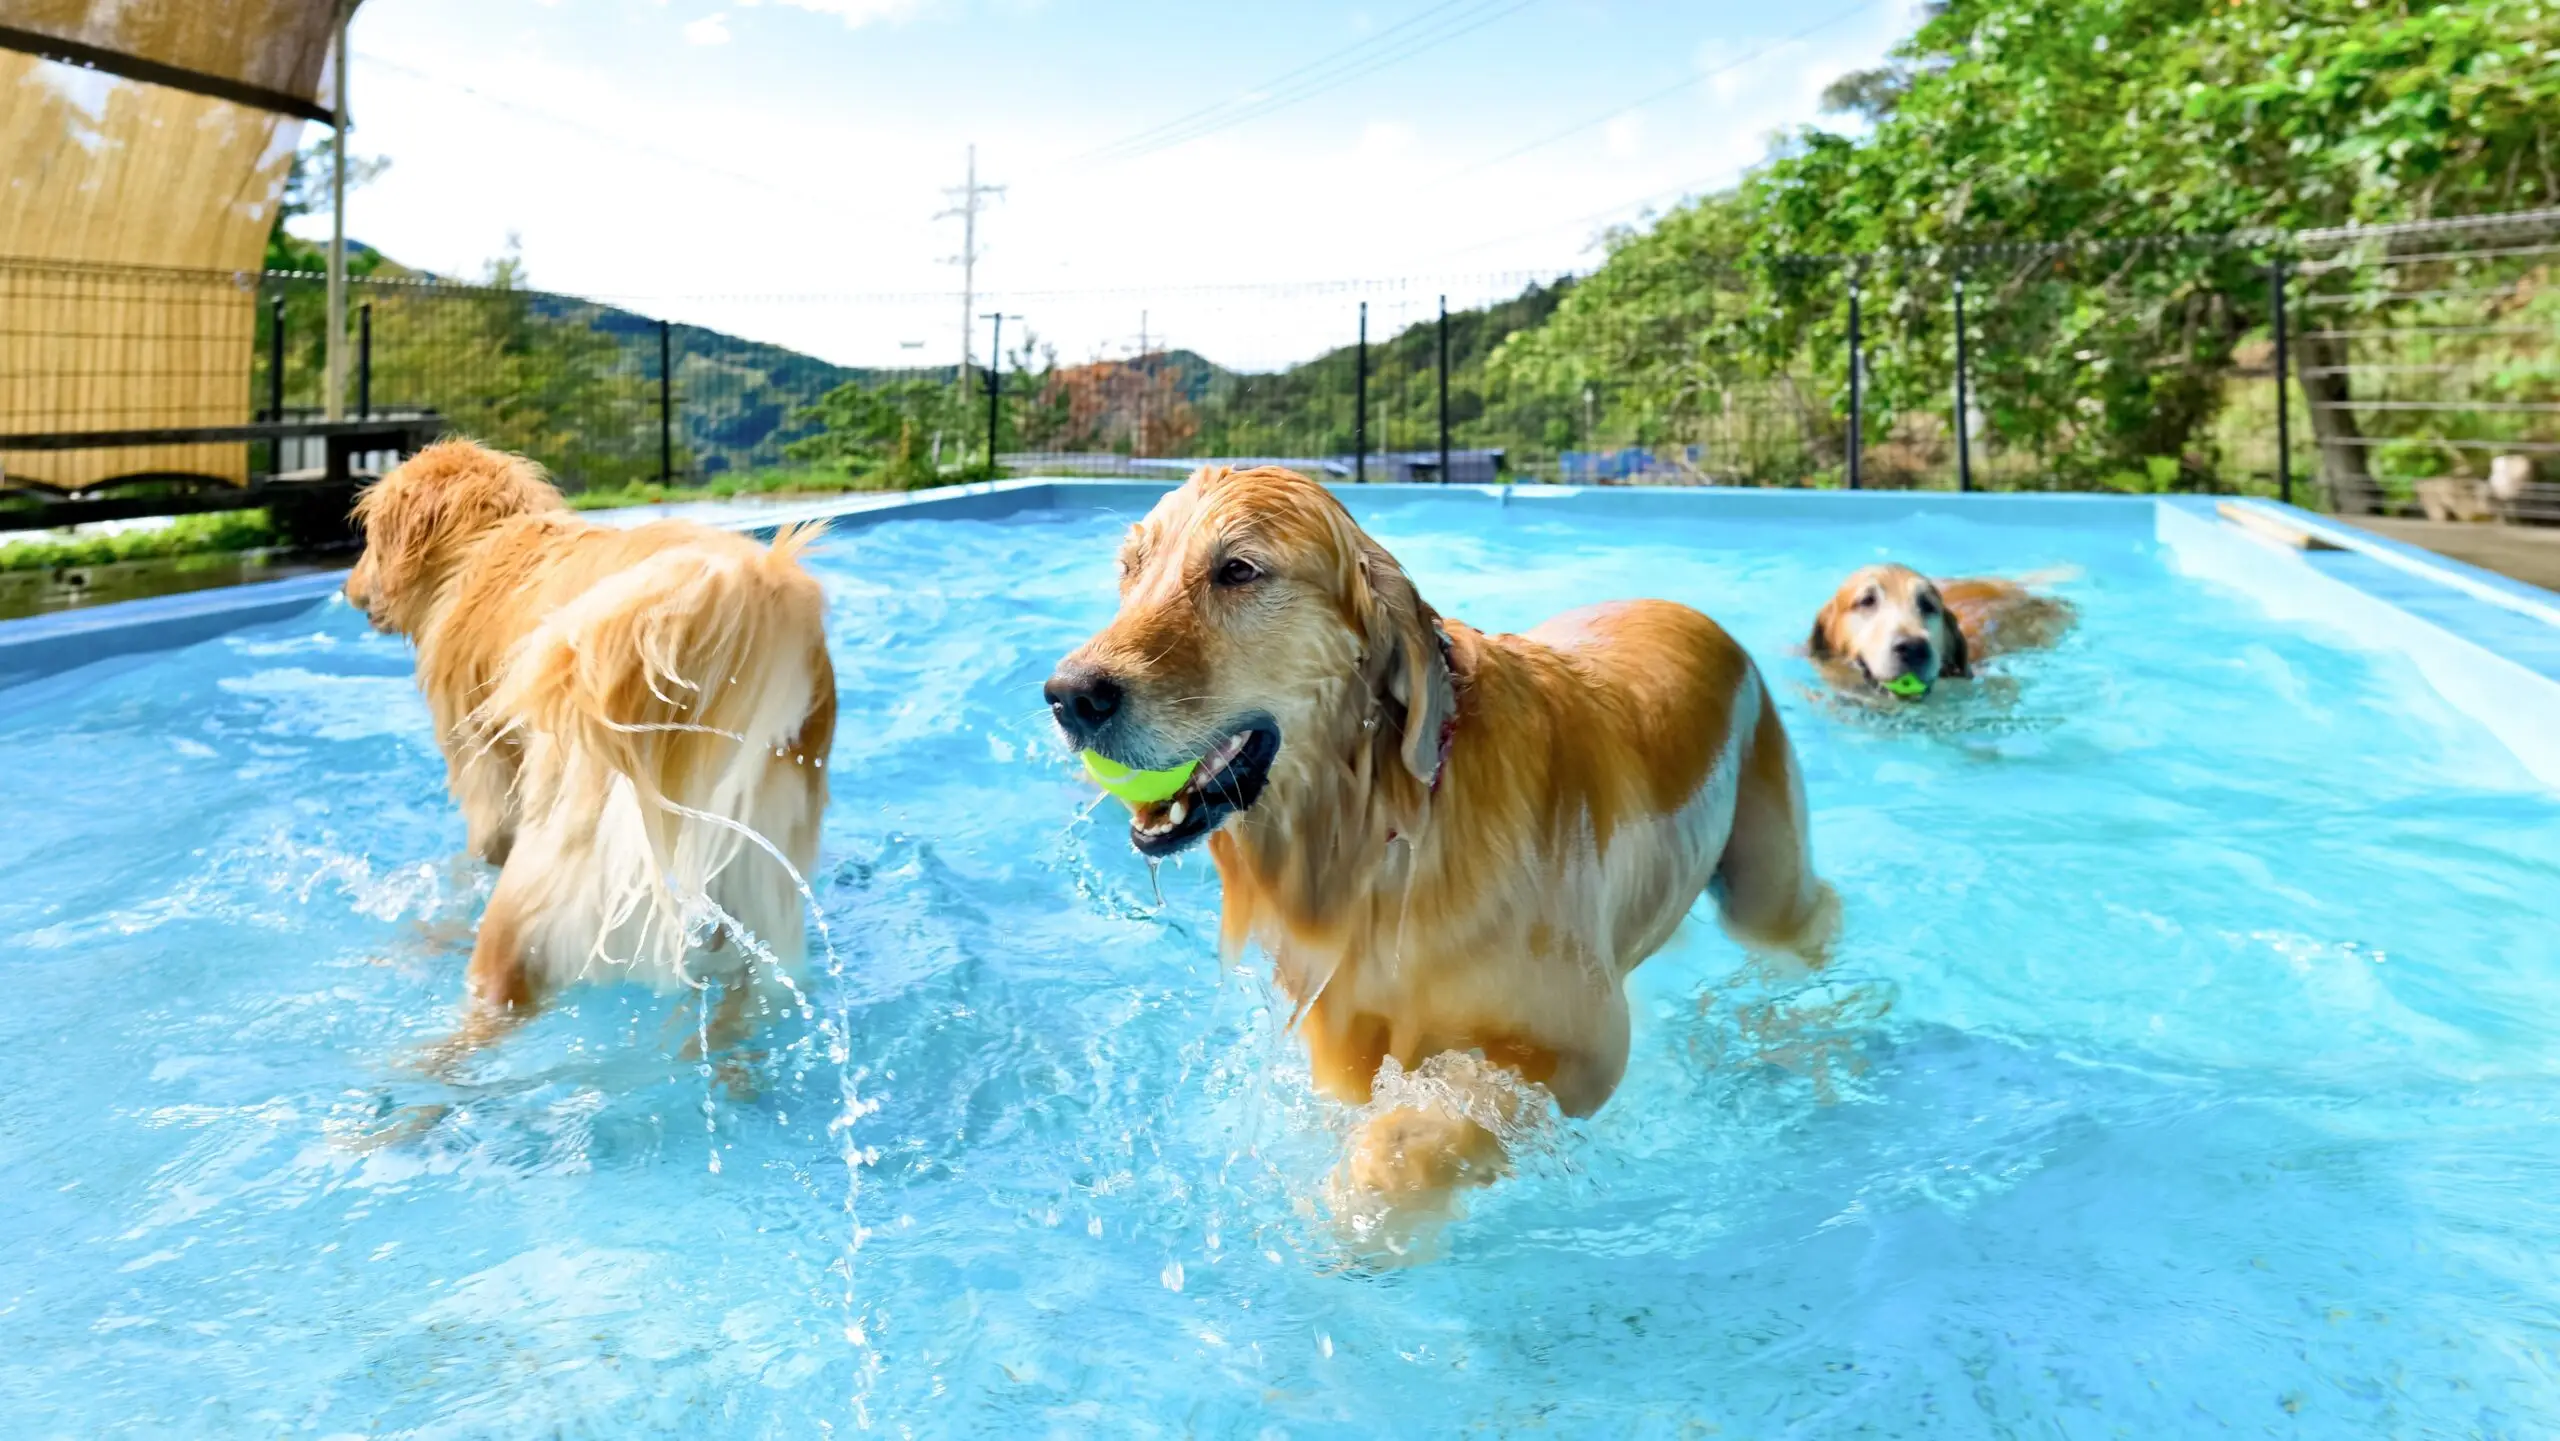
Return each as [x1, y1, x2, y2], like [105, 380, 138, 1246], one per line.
[1126, 720, 1280, 858]
[1858, 659, 1930, 701]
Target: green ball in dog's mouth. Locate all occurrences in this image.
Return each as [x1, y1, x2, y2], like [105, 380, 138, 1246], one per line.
[1883, 674, 1929, 699]
[1081, 751, 1197, 807]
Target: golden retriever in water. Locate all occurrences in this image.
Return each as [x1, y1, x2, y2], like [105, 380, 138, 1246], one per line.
[1047, 465, 1837, 1219]
[344, 439, 835, 1064]
[1808, 563, 2075, 701]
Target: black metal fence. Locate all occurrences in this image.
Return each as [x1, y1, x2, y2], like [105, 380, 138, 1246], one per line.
[3, 207, 2554, 513]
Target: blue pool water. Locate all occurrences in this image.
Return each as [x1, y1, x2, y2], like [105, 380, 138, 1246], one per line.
[6, 496, 2560, 1437]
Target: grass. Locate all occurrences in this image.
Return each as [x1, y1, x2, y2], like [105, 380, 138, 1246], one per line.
[0, 463, 991, 574]
[563, 464, 953, 512]
[0, 510, 280, 574]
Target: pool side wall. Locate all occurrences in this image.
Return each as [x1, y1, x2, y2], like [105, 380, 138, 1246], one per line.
[4, 480, 2555, 789]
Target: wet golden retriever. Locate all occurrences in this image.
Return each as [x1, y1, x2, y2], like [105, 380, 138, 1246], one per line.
[345, 439, 835, 1065]
[1808, 563, 2075, 701]
[1047, 465, 1837, 1221]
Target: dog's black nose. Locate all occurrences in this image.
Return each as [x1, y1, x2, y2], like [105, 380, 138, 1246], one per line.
[1891, 636, 1934, 671]
[1044, 663, 1123, 743]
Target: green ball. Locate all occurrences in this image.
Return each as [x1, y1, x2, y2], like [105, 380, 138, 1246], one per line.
[1884, 674, 1929, 699]
[1082, 750, 1197, 807]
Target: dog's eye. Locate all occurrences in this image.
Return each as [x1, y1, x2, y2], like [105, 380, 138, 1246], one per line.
[1918, 595, 1940, 616]
[1854, 590, 1878, 610]
[1214, 557, 1261, 588]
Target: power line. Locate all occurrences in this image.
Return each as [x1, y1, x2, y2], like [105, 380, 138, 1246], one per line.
[1075, 0, 1541, 167]
[1069, 0, 1486, 164]
[352, 51, 797, 197]
[1420, 0, 1887, 194]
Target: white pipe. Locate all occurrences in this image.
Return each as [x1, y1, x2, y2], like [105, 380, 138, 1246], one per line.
[323, 5, 351, 423]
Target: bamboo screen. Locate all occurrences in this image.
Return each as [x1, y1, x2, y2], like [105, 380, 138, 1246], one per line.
[0, 2, 341, 490]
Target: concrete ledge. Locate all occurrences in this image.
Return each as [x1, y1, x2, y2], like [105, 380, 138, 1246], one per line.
[2160, 496, 2560, 786]
[0, 479, 1087, 692]
[0, 570, 352, 691]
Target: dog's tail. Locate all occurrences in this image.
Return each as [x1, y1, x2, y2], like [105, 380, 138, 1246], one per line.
[477, 521, 835, 987]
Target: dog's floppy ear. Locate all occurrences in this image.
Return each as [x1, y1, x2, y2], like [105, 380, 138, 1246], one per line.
[1355, 537, 1456, 786]
[1935, 601, 1972, 678]
[1805, 595, 1840, 661]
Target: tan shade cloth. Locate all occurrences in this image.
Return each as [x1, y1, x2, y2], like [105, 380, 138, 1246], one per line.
[0, 0, 341, 103]
[0, 11, 325, 489]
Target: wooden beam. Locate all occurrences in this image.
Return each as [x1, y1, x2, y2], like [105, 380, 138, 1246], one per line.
[2217, 501, 2343, 551]
[0, 24, 334, 125]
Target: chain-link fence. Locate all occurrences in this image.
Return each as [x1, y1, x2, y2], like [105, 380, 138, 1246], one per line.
[4, 208, 2556, 515]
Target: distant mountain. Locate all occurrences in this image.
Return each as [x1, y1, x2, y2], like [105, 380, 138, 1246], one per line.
[576, 306, 959, 477]
[279, 233, 1570, 477]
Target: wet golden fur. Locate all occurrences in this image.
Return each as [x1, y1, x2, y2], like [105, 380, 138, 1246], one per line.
[1055, 466, 1837, 1217]
[346, 439, 836, 1064]
[1808, 562, 2075, 700]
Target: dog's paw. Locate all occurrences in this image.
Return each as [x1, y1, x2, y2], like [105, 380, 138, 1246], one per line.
[1341, 1105, 1506, 1204]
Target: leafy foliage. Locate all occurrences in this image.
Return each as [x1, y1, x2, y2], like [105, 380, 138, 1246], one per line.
[1499, 0, 2560, 492]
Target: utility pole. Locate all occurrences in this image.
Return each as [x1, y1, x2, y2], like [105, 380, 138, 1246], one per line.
[936, 144, 1005, 404]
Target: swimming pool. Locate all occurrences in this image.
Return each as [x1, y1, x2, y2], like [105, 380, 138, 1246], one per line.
[5, 484, 2559, 1436]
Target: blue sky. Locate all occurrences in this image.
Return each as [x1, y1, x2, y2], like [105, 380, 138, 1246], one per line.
[319, 0, 1921, 368]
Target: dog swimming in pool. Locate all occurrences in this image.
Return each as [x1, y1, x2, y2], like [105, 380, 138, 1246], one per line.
[1046, 464, 1840, 1227]
[1807, 562, 2076, 703]
[344, 439, 836, 1069]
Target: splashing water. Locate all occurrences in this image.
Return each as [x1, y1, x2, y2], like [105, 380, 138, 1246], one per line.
[3, 498, 2559, 1434]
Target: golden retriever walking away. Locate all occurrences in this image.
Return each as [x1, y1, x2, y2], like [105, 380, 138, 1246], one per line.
[1808, 562, 2076, 701]
[345, 440, 836, 1067]
[1047, 466, 1837, 1223]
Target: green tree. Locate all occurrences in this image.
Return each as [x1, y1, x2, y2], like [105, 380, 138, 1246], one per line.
[1499, 0, 2560, 499]
[784, 376, 967, 486]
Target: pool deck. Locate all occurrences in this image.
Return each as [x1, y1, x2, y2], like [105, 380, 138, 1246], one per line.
[3, 479, 2554, 784]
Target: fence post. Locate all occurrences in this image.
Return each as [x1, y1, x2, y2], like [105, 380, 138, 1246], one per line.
[1354, 302, 1368, 484]
[1436, 294, 1451, 484]
[265, 293, 286, 478]
[1846, 274, 1864, 491]
[266, 294, 286, 423]
[1953, 274, 1973, 493]
[2270, 257, 2291, 506]
[986, 312, 1005, 469]
[357, 301, 372, 420]
[657, 318, 674, 486]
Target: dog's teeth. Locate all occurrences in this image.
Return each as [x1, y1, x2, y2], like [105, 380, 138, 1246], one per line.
[1168, 798, 1188, 824]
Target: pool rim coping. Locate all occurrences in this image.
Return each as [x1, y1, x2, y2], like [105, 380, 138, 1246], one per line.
[3, 474, 2554, 701]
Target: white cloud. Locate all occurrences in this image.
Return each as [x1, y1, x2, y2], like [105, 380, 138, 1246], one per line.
[1354, 120, 1416, 159]
[322, 0, 1923, 374]
[760, 0, 928, 26]
[682, 12, 731, 44]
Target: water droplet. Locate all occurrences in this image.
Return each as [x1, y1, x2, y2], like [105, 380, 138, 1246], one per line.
[1160, 1260, 1185, 1292]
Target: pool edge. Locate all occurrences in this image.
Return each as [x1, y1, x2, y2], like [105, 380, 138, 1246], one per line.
[8, 480, 2558, 789]
[2156, 498, 2560, 788]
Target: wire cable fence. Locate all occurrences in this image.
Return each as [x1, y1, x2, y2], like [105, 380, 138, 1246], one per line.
[2, 207, 2554, 518]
